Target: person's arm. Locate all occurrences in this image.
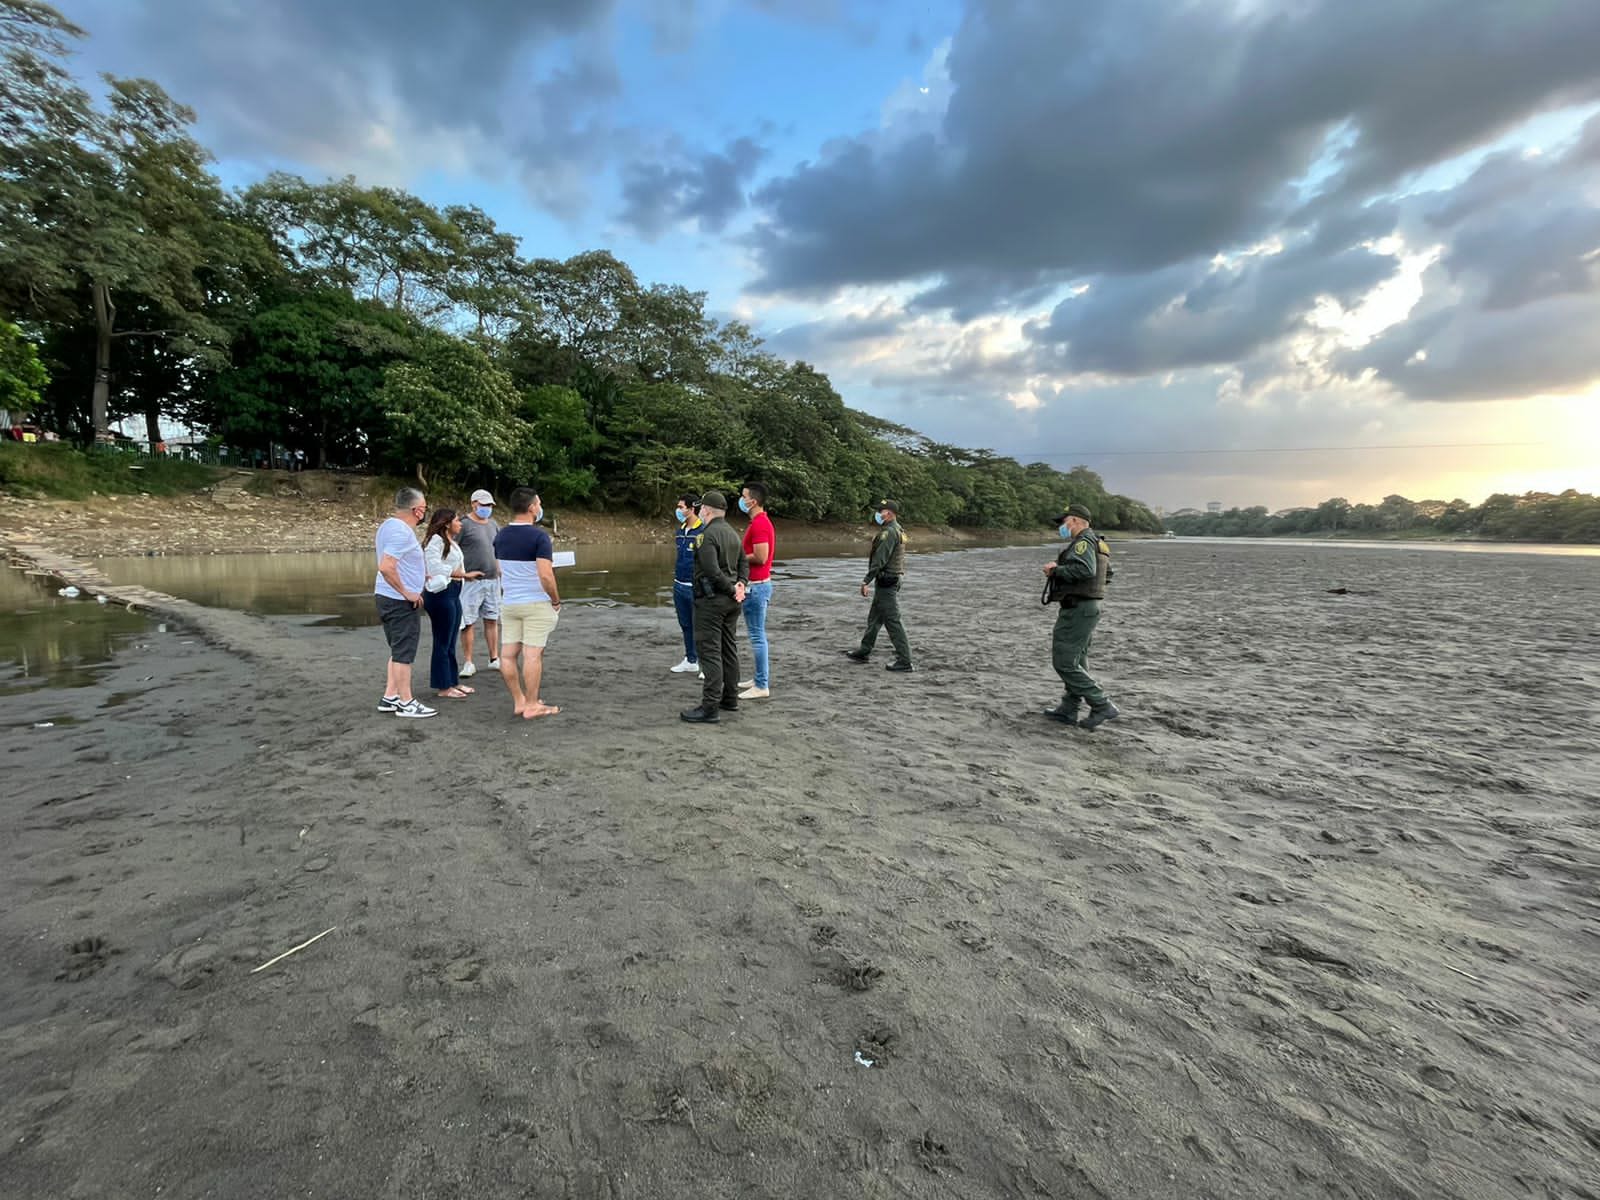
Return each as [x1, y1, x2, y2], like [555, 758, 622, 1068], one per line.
[380, 553, 420, 607]
[424, 536, 450, 592]
[1054, 537, 1097, 581]
[536, 557, 561, 610]
[863, 529, 894, 585]
[747, 536, 771, 567]
[696, 533, 737, 596]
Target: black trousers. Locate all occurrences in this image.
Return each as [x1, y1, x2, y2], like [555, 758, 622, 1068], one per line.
[694, 595, 742, 708]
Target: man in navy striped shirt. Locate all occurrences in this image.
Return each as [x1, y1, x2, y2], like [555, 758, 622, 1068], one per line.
[493, 487, 562, 719]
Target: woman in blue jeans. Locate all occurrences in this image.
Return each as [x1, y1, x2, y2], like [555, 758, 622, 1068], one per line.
[422, 509, 483, 699]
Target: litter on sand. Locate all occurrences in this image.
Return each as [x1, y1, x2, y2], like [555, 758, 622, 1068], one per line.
[853, 1051, 876, 1068]
[57, 586, 80, 598]
[250, 925, 338, 974]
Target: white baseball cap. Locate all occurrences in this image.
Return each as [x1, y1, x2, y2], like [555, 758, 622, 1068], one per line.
[470, 489, 495, 505]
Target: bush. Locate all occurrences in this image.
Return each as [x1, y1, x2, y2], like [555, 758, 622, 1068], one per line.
[0, 441, 218, 499]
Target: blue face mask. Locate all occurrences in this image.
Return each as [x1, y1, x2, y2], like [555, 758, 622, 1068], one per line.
[874, 511, 886, 526]
[674, 508, 687, 524]
[738, 497, 751, 514]
[475, 505, 492, 519]
[1058, 524, 1071, 539]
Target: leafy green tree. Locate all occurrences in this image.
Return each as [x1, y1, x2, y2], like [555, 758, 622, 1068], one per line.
[378, 332, 532, 488]
[0, 317, 47, 410]
[207, 289, 416, 466]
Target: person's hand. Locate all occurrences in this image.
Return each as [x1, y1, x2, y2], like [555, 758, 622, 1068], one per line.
[860, 583, 870, 598]
[406, 590, 423, 608]
[1042, 563, 1055, 576]
[550, 597, 561, 612]
[734, 582, 746, 601]
[466, 570, 484, 580]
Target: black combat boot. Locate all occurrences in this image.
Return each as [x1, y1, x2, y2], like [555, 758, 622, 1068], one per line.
[1042, 698, 1082, 725]
[843, 648, 870, 662]
[680, 705, 720, 723]
[1081, 701, 1120, 731]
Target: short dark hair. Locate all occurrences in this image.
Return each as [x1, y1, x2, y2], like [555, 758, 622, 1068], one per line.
[678, 492, 700, 509]
[742, 481, 767, 506]
[509, 487, 539, 514]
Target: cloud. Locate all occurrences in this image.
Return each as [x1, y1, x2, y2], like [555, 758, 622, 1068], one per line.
[749, 0, 1600, 298]
[66, 0, 623, 213]
[617, 137, 767, 237]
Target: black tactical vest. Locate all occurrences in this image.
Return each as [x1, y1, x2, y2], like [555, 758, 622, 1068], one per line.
[1056, 528, 1111, 600]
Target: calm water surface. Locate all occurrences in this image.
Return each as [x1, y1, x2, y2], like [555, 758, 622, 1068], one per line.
[0, 568, 154, 703]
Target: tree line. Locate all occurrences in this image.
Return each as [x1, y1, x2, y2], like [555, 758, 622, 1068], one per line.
[1164, 492, 1600, 543]
[0, 2, 1161, 531]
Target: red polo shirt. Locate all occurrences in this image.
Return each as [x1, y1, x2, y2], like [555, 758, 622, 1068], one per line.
[743, 511, 774, 582]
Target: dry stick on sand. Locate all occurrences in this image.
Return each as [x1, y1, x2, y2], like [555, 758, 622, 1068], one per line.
[250, 926, 338, 974]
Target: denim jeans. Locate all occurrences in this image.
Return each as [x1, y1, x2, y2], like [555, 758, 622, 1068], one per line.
[422, 581, 463, 689]
[742, 581, 772, 688]
[673, 581, 697, 663]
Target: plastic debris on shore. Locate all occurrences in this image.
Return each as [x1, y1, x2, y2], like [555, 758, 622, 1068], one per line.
[853, 1051, 876, 1068]
[57, 586, 80, 598]
[33, 722, 55, 729]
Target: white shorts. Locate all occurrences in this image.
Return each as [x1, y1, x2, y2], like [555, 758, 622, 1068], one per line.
[460, 578, 501, 626]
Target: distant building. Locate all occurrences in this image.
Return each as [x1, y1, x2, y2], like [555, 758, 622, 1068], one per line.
[1272, 506, 1311, 519]
[1206, 501, 1222, 513]
[1169, 507, 1202, 518]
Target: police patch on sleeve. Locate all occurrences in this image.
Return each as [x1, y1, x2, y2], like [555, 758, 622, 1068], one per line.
[1073, 539, 1089, 554]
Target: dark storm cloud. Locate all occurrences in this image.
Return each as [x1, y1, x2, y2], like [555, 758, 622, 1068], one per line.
[68, 0, 620, 208]
[749, 0, 1600, 297]
[617, 137, 767, 237]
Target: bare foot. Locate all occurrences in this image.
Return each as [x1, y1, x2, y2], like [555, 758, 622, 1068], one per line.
[438, 686, 471, 699]
[520, 703, 561, 719]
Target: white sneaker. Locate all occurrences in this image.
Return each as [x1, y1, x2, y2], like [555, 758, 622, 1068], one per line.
[738, 679, 754, 689]
[738, 686, 769, 700]
[459, 661, 477, 678]
[670, 657, 698, 674]
[486, 658, 500, 670]
[392, 699, 437, 719]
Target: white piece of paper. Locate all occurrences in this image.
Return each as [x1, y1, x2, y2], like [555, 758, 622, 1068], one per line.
[551, 551, 576, 568]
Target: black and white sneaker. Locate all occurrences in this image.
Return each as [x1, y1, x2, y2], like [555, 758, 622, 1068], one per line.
[377, 694, 402, 712]
[392, 699, 437, 719]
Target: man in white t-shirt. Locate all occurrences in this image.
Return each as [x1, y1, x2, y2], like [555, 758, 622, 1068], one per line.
[374, 487, 436, 718]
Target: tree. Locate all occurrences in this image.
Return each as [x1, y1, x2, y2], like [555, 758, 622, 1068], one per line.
[1, 10, 246, 440]
[0, 317, 47, 410]
[207, 289, 416, 467]
[378, 333, 532, 487]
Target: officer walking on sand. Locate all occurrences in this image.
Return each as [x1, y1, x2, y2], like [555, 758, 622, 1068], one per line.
[680, 490, 749, 724]
[843, 498, 913, 672]
[1041, 503, 1119, 729]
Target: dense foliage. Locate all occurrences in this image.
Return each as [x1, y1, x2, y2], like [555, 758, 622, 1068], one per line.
[1164, 492, 1600, 543]
[0, 2, 1161, 529]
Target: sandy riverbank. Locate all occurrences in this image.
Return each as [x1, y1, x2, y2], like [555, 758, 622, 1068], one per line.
[7, 472, 1044, 559]
[2, 539, 1597, 1197]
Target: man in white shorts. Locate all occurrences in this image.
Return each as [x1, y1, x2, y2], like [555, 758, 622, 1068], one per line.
[456, 488, 500, 678]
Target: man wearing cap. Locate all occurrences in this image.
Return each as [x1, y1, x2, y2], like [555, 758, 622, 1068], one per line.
[843, 499, 914, 672]
[1042, 504, 1119, 730]
[681, 490, 749, 723]
[456, 488, 501, 678]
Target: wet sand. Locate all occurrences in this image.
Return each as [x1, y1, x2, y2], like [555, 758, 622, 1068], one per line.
[2, 541, 1598, 1198]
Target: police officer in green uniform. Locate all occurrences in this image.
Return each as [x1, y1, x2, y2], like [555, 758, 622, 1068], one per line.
[843, 498, 914, 672]
[681, 490, 749, 723]
[1042, 503, 1119, 729]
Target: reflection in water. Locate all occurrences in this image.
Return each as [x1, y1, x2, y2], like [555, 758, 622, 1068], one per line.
[94, 542, 878, 627]
[0, 568, 153, 696]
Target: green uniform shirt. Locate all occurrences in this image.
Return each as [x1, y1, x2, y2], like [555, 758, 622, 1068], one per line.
[692, 516, 750, 597]
[1053, 527, 1108, 600]
[863, 520, 906, 585]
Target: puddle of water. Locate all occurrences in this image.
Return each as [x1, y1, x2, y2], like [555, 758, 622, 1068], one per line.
[93, 537, 1027, 627]
[0, 568, 154, 696]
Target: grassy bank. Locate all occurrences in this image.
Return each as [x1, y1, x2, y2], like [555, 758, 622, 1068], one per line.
[0, 441, 220, 500]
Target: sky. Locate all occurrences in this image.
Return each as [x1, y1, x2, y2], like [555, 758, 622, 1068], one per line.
[55, 0, 1600, 511]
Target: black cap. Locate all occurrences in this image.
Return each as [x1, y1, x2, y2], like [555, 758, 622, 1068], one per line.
[1052, 503, 1093, 524]
[872, 498, 899, 514]
[700, 489, 728, 511]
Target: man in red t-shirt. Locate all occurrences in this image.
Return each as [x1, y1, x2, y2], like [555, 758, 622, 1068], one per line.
[738, 482, 775, 699]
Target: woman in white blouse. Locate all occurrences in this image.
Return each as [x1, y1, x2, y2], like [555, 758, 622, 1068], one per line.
[422, 508, 484, 698]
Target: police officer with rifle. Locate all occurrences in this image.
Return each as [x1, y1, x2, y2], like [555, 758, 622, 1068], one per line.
[1041, 504, 1120, 730]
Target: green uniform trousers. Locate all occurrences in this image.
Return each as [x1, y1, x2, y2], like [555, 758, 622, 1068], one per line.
[694, 595, 742, 708]
[1052, 599, 1107, 707]
[859, 582, 912, 665]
